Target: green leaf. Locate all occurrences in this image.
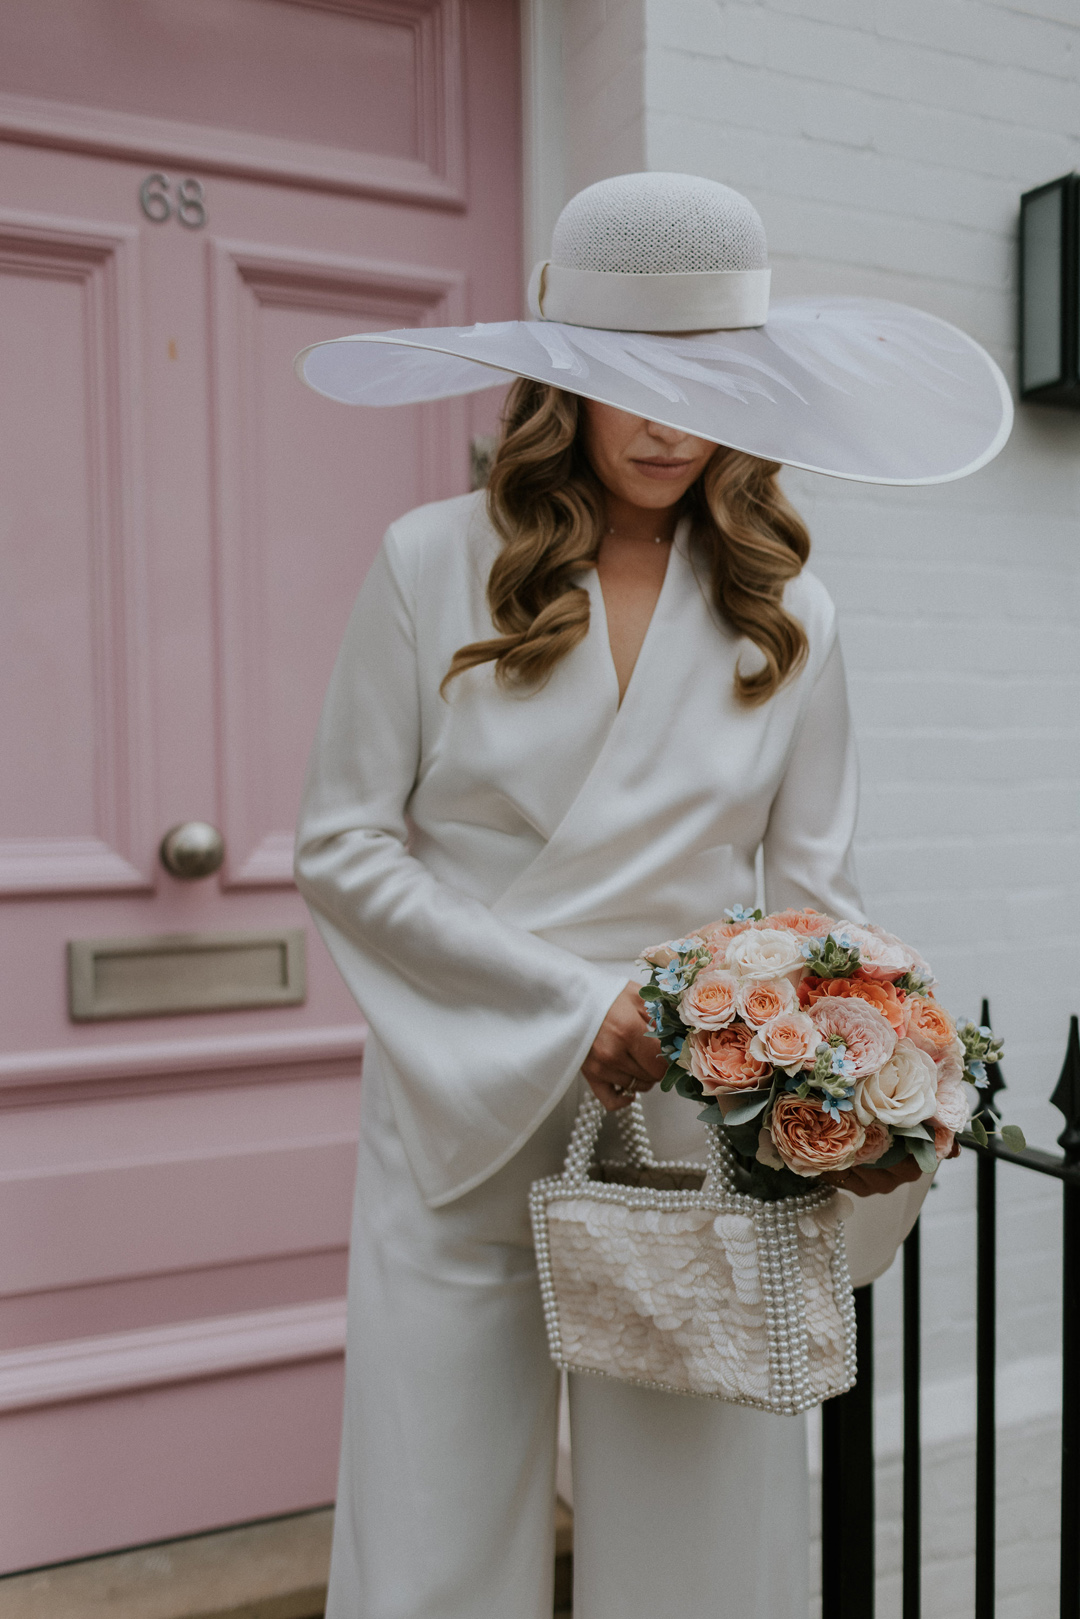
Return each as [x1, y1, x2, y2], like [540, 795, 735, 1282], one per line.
[970, 1116, 989, 1149]
[721, 1092, 771, 1127]
[892, 1123, 932, 1141]
[1000, 1124, 1027, 1151]
[638, 984, 662, 1001]
[870, 1140, 908, 1169]
[697, 1106, 721, 1125]
[909, 1137, 938, 1173]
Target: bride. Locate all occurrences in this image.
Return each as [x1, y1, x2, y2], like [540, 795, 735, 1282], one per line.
[294, 172, 1010, 1618]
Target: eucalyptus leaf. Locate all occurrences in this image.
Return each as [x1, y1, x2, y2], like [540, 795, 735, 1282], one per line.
[638, 985, 662, 1001]
[721, 1092, 772, 1127]
[1000, 1124, 1027, 1151]
[970, 1116, 989, 1149]
[909, 1137, 938, 1173]
[892, 1123, 932, 1141]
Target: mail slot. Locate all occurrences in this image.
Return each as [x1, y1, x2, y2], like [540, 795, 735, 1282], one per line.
[67, 929, 307, 1020]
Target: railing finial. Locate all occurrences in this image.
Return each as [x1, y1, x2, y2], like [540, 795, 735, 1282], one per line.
[1051, 1014, 1080, 1165]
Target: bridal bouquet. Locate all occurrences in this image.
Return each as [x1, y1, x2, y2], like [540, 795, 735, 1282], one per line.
[638, 908, 1021, 1199]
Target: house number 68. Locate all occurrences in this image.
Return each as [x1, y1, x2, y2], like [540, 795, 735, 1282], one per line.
[139, 173, 208, 229]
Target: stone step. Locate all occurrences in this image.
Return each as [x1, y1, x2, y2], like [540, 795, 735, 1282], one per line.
[0, 1502, 576, 1619]
[0, 1510, 333, 1619]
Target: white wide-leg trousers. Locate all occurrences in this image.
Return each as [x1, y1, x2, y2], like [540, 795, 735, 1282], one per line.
[325, 1057, 809, 1619]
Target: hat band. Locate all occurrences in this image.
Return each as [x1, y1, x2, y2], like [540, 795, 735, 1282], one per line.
[527, 260, 771, 331]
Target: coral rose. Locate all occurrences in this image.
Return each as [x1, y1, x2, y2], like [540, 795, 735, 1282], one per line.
[737, 976, 796, 1028]
[852, 1038, 938, 1129]
[768, 1094, 867, 1177]
[756, 908, 836, 937]
[724, 927, 804, 982]
[679, 970, 738, 1031]
[799, 972, 906, 1034]
[832, 922, 915, 983]
[749, 1011, 820, 1075]
[687, 1025, 771, 1093]
[807, 997, 897, 1078]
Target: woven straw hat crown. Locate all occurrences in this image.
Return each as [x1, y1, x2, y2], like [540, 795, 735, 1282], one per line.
[550, 172, 769, 275]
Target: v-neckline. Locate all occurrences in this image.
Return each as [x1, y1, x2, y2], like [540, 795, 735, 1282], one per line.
[586, 515, 689, 712]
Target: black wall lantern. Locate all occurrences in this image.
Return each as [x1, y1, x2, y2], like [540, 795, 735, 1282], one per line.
[1019, 172, 1080, 407]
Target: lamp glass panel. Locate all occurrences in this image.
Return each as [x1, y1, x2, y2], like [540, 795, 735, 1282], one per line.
[1022, 185, 1063, 391]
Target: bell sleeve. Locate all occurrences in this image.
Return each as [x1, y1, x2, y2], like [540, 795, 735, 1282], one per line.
[761, 633, 865, 924]
[294, 533, 629, 1208]
[763, 623, 933, 1274]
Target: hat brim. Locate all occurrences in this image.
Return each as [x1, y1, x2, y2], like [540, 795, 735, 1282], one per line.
[295, 297, 1012, 486]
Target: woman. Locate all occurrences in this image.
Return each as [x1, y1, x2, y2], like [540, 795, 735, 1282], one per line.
[294, 174, 1010, 1619]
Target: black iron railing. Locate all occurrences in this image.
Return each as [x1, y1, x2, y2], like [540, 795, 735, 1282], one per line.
[821, 1002, 1080, 1618]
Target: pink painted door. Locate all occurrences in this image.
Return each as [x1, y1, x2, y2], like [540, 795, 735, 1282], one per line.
[0, 0, 520, 1572]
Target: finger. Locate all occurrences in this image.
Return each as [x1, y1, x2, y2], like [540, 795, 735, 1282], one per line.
[588, 1078, 634, 1112]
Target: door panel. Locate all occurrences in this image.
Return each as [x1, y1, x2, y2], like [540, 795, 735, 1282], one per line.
[0, 0, 520, 1570]
[0, 215, 151, 894]
[209, 240, 464, 886]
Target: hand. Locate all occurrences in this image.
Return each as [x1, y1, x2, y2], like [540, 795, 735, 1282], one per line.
[823, 1156, 929, 1198]
[584, 982, 667, 1111]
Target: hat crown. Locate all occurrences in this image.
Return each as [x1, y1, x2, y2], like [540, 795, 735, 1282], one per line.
[550, 172, 768, 276]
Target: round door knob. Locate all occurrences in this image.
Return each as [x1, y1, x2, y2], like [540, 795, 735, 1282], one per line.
[159, 821, 225, 880]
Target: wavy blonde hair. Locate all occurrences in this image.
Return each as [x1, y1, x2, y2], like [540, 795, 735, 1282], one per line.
[443, 380, 810, 705]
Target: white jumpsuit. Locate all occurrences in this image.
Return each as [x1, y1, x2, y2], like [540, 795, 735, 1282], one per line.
[295, 491, 900, 1617]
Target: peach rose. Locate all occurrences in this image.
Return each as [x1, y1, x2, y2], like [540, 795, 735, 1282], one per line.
[903, 995, 957, 1058]
[724, 927, 804, 982]
[737, 976, 796, 1028]
[932, 1067, 976, 1133]
[799, 972, 906, 1034]
[749, 1010, 820, 1075]
[679, 970, 739, 1031]
[853, 1120, 892, 1165]
[687, 1025, 771, 1093]
[933, 1122, 960, 1160]
[807, 997, 897, 1078]
[832, 922, 915, 983]
[768, 1094, 867, 1177]
[756, 908, 836, 937]
[852, 1038, 938, 1129]
[700, 919, 750, 944]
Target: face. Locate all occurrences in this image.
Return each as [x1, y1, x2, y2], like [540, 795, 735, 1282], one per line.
[579, 400, 718, 511]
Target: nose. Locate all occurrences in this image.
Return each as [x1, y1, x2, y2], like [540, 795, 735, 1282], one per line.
[644, 419, 690, 447]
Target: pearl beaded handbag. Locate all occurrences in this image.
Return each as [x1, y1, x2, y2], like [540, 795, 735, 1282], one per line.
[529, 1093, 857, 1414]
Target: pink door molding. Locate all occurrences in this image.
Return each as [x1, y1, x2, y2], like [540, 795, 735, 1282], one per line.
[0, 0, 521, 1572]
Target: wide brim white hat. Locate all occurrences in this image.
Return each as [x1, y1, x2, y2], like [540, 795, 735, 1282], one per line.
[296, 173, 1012, 487]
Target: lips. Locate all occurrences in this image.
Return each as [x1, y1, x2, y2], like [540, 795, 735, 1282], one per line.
[631, 457, 697, 478]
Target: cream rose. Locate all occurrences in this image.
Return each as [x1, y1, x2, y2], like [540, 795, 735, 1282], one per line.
[724, 927, 804, 982]
[679, 970, 739, 1031]
[749, 1010, 820, 1075]
[807, 997, 897, 1079]
[832, 921, 915, 983]
[932, 1067, 976, 1133]
[737, 976, 796, 1028]
[853, 1037, 938, 1129]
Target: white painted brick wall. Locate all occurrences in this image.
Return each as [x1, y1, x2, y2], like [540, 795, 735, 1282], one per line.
[535, 0, 1080, 1600]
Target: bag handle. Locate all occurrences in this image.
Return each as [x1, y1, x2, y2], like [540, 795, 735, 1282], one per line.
[561, 1092, 659, 1187]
